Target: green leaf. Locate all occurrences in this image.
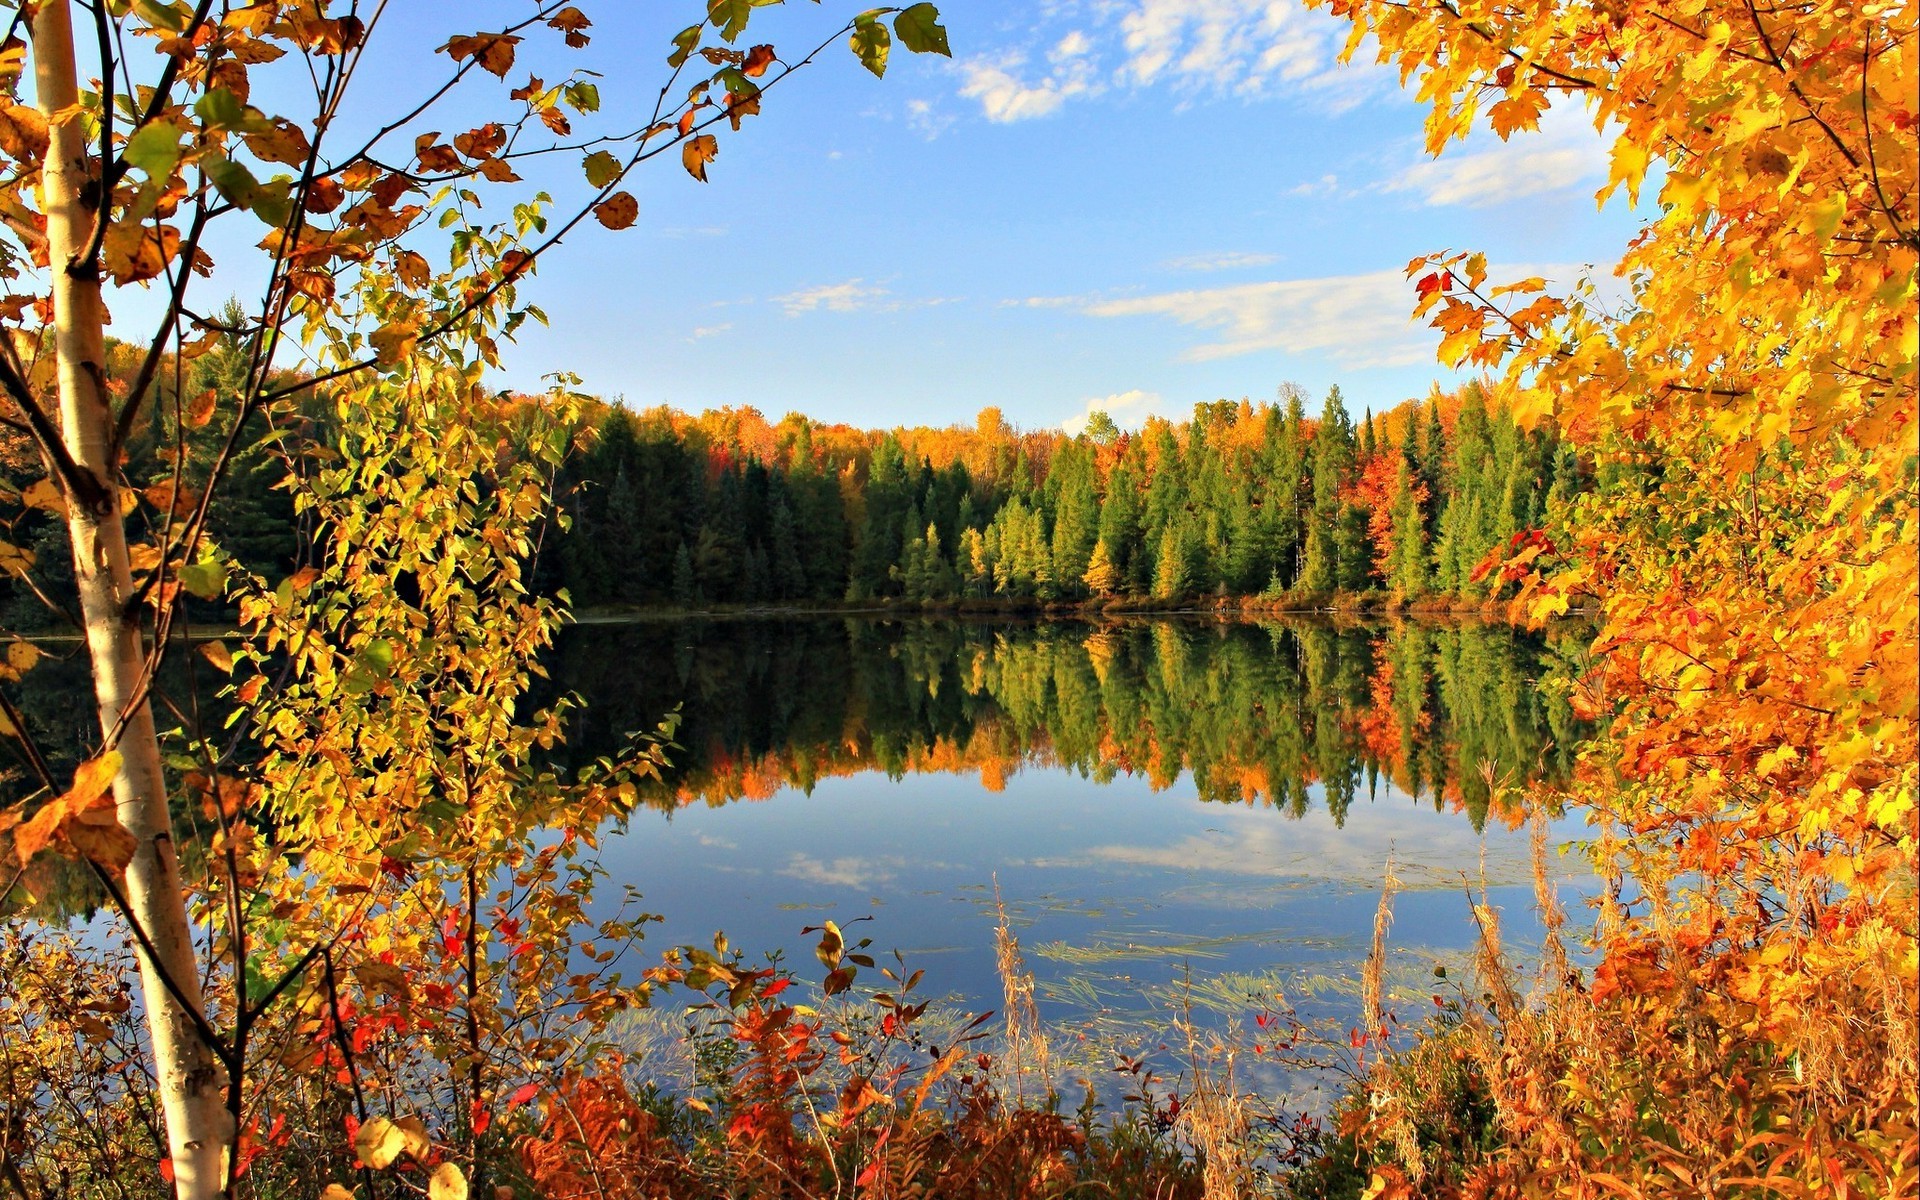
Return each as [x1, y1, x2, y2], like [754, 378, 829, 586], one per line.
[356, 638, 395, 677]
[123, 121, 183, 181]
[849, 18, 890, 78]
[563, 80, 600, 113]
[707, 0, 750, 43]
[893, 3, 950, 56]
[249, 177, 293, 231]
[668, 23, 701, 67]
[202, 154, 259, 208]
[178, 558, 228, 600]
[132, 0, 191, 34]
[582, 150, 621, 189]
[193, 88, 246, 132]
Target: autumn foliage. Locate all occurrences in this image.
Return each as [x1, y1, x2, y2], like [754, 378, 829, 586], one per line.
[1316, 0, 1919, 1192]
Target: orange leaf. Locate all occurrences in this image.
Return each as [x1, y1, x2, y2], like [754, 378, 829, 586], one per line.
[14, 752, 134, 873]
[681, 134, 718, 183]
[443, 33, 521, 78]
[742, 44, 776, 77]
[593, 192, 638, 230]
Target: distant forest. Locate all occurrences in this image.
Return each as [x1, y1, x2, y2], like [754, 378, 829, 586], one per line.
[0, 326, 1587, 624]
[543, 384, 1584, 610]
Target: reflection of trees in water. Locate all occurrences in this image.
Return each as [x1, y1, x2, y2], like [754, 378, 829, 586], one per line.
[549, 618, 1588, 830]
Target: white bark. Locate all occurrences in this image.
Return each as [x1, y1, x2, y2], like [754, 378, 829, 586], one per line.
[32, 4, 231, 1197]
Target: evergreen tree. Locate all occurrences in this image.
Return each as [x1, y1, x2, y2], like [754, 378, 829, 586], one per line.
[671, 541, 698, 606]
[1047, 442, 1100, 596]
[1151, 523, 1192, 600]
[1387, 459, 1429, 599]
[1097, 456, 1146, 595]
[1083, 538, 1121, 597]
[849, 436, 911, 599]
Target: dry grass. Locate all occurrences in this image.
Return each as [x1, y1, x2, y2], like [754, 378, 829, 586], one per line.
[993, 878, 1052, 1106]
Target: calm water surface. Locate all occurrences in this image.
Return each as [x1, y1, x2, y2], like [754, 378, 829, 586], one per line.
[550, 616, 1597, 1070]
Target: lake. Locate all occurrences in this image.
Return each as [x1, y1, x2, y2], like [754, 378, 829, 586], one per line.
[546, 615, 1598, 1096]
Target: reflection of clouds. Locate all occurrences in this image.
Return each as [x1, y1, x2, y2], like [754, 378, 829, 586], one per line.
[780, 854, 901, 889]
[777, 854, 962, 889]
[1076, 803, 1582, 890]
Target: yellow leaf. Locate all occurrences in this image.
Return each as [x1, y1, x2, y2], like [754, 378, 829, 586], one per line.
[352, 1116, 429, 1169]
[681, 134, 718, 183]
[428, 1162, 468, 1200]
[198, 640, 235, 674]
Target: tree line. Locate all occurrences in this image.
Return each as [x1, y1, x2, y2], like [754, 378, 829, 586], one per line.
[546, 384, 1586, 611]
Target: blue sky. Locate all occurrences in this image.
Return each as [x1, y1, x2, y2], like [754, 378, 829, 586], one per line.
[121, 1, 1647, 434]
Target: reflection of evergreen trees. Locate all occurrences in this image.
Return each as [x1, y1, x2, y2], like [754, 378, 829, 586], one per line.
[550, 618, 1587, 830]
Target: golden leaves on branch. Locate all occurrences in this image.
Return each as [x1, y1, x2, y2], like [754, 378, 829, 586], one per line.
[441, 33, 521, 79]
[10, 753, 134, 874]
[351, 1115, 429, 1169]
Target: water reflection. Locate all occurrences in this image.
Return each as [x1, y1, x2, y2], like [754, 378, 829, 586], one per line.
[551, 616, 1590, 831]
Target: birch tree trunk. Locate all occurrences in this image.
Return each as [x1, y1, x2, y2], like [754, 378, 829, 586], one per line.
[32, 4, 231, 1197]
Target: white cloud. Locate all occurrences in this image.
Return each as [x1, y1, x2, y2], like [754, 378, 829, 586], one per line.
[1286, 173, 1339, 197]
[1119, 0, 1367, 105]
[687, 322, 732, 342]
[1384, 106, 1610, 208]
[1078, 262, 1592, 367]
[775, 279, 891, 316]
[1164, 250, 1279, 272]
[953, 1, 1380, 124]
[959, 51, 1098, 123]
[1060, 388, 1164, 434]
[1085, 271, 1433, 368]
[906, 98, 954, 140]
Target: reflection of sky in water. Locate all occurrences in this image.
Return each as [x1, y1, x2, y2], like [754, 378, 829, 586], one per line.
[597, 762, 1597, 1058]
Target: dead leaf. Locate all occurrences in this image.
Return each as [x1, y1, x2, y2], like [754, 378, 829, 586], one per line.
[681, 134, 717, 183]
[593, 192, 638, 230]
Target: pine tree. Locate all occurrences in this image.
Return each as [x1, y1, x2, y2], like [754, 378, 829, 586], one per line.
[1387, 459, 1429, 600]
[1083, 538, 1121, 597]
[671, 541, 698, 606]
[1151, 523, 1191, 601]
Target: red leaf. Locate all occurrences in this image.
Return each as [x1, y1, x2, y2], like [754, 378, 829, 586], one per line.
[507, 1082, 539, 1108]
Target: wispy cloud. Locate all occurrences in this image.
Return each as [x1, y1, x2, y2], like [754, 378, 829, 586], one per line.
[687, 322, 732, 342]
[1077, 261, 1591, 367]
[954, 1, 1379, 123]
[1164, 250, 1279, 272]
[905, 98, 955, 140]
[1119, 0, 1359, 103]
[1060, 388, 1165, 434]
[775, 279, 892, 316]
[1084, 271, 1434, 368]
[1383, 107, 1610, 207]
[780, 853, 902, 890]
[958, 49, 1099, 123]
[1286, 173, 1339, 197]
